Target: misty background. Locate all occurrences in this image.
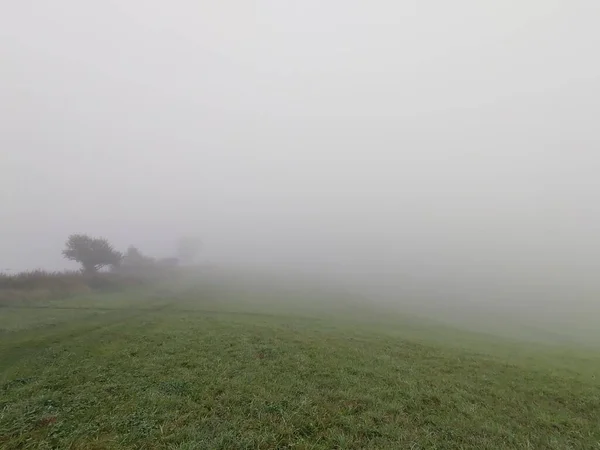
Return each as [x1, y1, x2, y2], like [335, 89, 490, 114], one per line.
[2, 1, 599, 326]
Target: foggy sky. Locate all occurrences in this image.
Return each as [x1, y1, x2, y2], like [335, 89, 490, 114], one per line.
[1, 1, 599, 304]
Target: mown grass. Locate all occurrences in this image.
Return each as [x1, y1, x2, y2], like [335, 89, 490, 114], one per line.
[1, 278, 599, 449]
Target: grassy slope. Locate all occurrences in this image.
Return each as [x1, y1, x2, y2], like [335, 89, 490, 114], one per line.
[1, 278, 599, 449]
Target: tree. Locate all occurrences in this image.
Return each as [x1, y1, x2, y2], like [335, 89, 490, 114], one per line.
[120, 246, 156, 273]
[177, 236, 201, 265]
[62, 234, 122, 273]
[122, 246, 147, 265]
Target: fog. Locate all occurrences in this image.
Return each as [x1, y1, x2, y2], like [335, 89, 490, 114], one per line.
[2, 1, 599, 326]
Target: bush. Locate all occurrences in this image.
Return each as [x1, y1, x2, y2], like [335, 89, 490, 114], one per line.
[0, 270, 86, 291]
[0, 270, 152, 305]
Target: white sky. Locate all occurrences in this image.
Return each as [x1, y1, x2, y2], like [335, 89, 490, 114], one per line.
[1, 1, 599, 303]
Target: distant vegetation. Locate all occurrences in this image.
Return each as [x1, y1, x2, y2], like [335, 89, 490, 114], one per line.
[0, 270, 91, 305]
[62, 234, 123, 274]
[0, 233, 198, 305]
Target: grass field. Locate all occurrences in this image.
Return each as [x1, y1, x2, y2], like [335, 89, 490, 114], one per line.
[1, 275, 599, 449]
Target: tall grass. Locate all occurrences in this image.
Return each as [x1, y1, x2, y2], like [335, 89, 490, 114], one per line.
[0, 270, 85, 291]
[0, 270, 155, 306]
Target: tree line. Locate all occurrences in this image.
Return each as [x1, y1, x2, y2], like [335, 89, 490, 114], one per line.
[62, 234, 201, 274]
